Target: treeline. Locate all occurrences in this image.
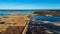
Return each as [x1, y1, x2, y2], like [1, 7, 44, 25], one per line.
[33, 10, 60, 16]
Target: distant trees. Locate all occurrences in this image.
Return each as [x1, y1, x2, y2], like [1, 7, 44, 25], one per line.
[33, 10, 60, 16]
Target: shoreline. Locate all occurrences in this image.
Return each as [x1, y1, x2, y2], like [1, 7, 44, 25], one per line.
[0, 14, 30, 34]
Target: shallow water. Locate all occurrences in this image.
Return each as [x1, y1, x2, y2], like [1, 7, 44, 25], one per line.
[28, 15, 60, 34]
[32, 16, 60, 22]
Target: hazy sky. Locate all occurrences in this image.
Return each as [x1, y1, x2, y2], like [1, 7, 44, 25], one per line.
[0, 0, 60, 9]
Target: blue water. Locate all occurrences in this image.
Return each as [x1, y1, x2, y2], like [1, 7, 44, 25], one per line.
[32, 16, 60, 22]
[0, 11, 33, 17]
[0, 11, 33, 16]
[29, 15, 60, 33]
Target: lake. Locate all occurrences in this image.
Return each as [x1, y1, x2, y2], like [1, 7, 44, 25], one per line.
[28, 15, 60, 34]
[31, 16, 60, 22]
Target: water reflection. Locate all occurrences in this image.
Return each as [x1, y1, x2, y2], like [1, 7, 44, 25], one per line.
[26, 16, 60, 34]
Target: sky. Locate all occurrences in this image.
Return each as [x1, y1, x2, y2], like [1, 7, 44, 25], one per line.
[0, 0, 60, 9]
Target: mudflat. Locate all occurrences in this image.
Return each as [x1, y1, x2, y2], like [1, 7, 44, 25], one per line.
[0, 15, 30, 34]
